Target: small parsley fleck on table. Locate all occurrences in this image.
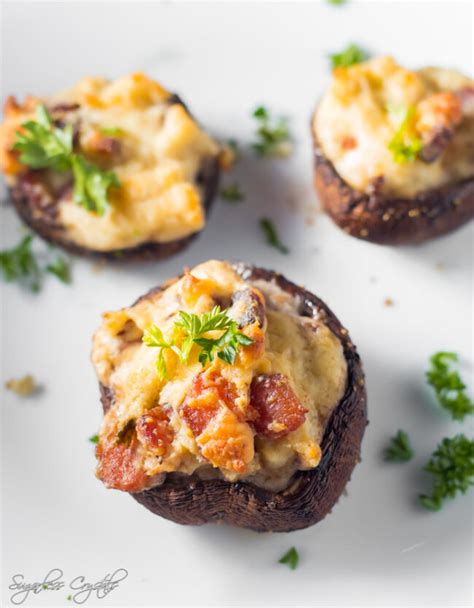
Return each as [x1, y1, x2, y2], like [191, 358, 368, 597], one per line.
[220, 183, 245, 203]
[89, 434, 99, 444]
[46, 255, 71, 283]
[329, 43, 369, 69]
[252, 106, 291, 158]
[0, 235, 41, 291]
[279, 547, 299, 570]
[0, 235, 73, 291]
[419, 434, 474, 511]
[426, 352, 474, 421]
[384, 430, 414, 462]
[259, 218, 289, 254]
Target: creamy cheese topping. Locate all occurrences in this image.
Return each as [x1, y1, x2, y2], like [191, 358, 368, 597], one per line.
[314, 56, 474, 197]
[0, 73, 221, 250]
[92, 260, 347, 492]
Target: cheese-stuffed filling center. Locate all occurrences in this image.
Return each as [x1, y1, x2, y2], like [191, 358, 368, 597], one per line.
[92, 260, 348, 493]
[314, 56, 474, 198]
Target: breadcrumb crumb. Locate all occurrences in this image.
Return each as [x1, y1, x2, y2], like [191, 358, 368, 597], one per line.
[5, 374, 38, 396]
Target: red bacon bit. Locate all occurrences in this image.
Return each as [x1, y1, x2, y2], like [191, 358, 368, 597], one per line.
[96, 436, 148, 493]
[136, 406, 174, 456]
[181, 372, 238, 437]
[250, 373, 307, 439]
[341, 135, 358, 151]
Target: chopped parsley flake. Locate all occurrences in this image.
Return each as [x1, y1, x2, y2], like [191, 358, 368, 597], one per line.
[279, 547, 299, 570]
[259, 217, 289, 254]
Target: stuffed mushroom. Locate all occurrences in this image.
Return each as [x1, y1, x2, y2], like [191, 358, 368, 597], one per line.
[0, 73, 222, 260]
[312, 56, 474, 244]
[92, 260, 367, 532]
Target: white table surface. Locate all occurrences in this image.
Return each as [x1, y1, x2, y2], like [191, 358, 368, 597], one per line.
[1, 1, 473, 606]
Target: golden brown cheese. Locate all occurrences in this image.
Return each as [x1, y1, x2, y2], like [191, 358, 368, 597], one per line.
[92, 260, 347, 492]
[0, 73, 221, 250]
[314, 56, 474, 198]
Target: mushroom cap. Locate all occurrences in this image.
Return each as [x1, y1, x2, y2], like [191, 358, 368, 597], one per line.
[311, 132, 474, 246]
[99, 263, 368, 532]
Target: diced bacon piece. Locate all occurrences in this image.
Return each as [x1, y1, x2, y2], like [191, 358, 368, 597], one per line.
[96, 436, 148, 493]
[83, 129, 121, 157]
[181, 372, 238, 437]
[136, 406, 174, 456]
[250, 373, 307, 439]
[199, 408, 254, 473]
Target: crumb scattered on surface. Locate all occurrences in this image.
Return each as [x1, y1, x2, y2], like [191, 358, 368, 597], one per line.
[435, 262, 445, 272]
[91, 260, 107, 274]
[5, 374, 38, 396]
[384, 298, 394, 307]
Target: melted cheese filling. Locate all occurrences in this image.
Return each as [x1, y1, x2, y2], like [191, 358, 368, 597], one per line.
[314, 56, 474, 197]
[92, 260, 347, 492]
[0, 73, 220, 250]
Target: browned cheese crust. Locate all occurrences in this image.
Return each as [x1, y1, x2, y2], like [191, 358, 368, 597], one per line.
[312, 133, 474, 246]
[99, 264, 367, 532]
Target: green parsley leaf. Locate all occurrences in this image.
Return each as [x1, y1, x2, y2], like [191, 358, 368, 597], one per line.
[143, 306, 253, 379]
[387, 105, 422, 163]
[384, 430, 414, 462]
[0, 235, 41, 292]
[419, 434, 474, 511]
[71, 154, 119, 216]
[220, 183, 245, 203]
[46, 255, 71, 283]
[279, 547, 299, 570]
[100, 126, 124, 137]
[327, 0, 347, 4]
[259, 217, 289, 254]
[329, 43, 369, 69]
[89, 434, 99, 444]
[13, 105, 120, 215]
[252, 106, 291, 158]
[426, 352, 474, 421]
[13, 104, 73, 172]
[143, 324, 177, 379]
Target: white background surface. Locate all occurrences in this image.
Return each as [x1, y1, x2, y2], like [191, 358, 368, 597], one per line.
[1, 1, 473, 607]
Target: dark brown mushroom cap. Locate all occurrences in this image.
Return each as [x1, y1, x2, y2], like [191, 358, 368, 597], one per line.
[7, 95, 220, 261]
[98, 263, 367, 532]
[311, 132, 474, 246]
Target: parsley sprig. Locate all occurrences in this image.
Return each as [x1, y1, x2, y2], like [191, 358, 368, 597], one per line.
[427, 352, 474, 421]
[13, 104, 119, 215]
[419, 434, 474, 511]
[384, 430, 414, 462]
[252, 106, 291, 158]
[143, 306, 253, 380]
[278, 547, 299, 570]
[0, 235, 71, 291]
[0, 235, 41, 291]
[329, 43, 369, 69]
[387, 105, 422, 164]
